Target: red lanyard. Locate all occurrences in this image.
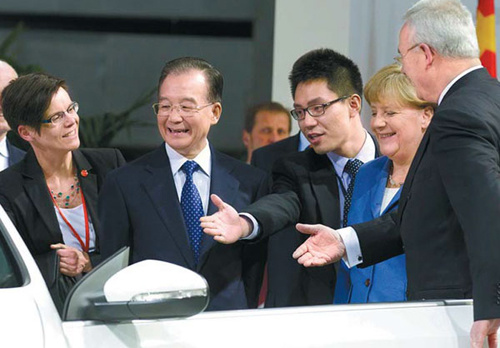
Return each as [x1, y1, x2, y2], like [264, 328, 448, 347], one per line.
[49, 188, 90, 253]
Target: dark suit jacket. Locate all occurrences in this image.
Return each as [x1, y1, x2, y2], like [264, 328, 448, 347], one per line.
[99, 145, 268, 311]
[354, 68, 500, 321]
[246, 133, 378, 306]
[6, 139, 25, 166]
[246, 148, 343, 305]
[251, 133, 301, 172]
[250, 134, 307, 307]
[0, 148, 125, 261]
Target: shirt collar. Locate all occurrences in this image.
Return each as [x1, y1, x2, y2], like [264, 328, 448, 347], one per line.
[298, 131, 310, 152]
[0, 137, 8, 158]
[327, 130, 376, 177]
[438, 65, 483, 105]
[164, 141, 212, 177]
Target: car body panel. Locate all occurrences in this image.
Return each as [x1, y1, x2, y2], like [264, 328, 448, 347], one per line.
[0, 204, 487, 347]
[61, 301, 473, 348]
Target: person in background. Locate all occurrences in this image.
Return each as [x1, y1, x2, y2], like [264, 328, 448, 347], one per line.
[0, 60, 25, 169]
[334, 63, 434, 304]
[0, 72, 125, 311]
[99, 57, 268, 311]
[242, 101, 291, 163]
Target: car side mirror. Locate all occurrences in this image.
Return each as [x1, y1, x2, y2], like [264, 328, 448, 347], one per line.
[63, 247, 209, 321]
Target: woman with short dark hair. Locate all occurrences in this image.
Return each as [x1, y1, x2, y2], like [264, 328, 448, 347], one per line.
[0, 72, 125, 310]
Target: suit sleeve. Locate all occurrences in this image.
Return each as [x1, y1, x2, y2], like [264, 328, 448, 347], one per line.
[431, 106, 500, 320]
[351, 210, 403, 267]
[244, 157, 302, 238]
[98, 171, 132, 261]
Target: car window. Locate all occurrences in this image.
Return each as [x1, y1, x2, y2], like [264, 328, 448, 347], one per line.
[0, 226, 23, 288]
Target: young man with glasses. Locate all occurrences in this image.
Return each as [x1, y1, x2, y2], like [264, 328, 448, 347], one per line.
[201, 48, 377, 305]
[99, 57, 268, 311]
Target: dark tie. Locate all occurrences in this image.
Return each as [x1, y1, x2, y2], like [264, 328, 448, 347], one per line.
[180, 160, 204, 265]
[342, 158, 363, 227]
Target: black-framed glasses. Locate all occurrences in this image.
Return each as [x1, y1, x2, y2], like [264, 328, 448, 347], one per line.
[290, 96, 349, 121]
[152, 102, 214, 117]
[394, 43, 421, 63]
[41, 101, 79, 125]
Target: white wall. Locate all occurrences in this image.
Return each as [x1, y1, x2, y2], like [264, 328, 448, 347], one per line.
[272, 0, 350, 134]
[273, 0, 485, 132]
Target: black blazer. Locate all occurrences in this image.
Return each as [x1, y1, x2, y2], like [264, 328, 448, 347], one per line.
[250, 134, 307, 307]
[246, 148, 343, 305]
[354, 68, 500, 321]
[246, 134, 379, 305]
[99, 145, 268, 311]
[6, 139, 26, 166]
[0, 148, 125, 260]
[251, 133, 301, 172]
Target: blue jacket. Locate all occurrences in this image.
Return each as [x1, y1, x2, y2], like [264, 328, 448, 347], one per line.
[334, 156, 407, 303]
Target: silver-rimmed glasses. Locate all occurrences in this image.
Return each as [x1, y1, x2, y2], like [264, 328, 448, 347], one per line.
[394, 43, 421, 63]
[152, 102, 214, 117]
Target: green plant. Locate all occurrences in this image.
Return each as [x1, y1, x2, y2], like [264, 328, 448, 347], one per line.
[78, 87, 156, 148]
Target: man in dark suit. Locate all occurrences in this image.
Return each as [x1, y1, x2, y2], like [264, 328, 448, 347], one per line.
[201, 48, 377, 305]
[0, 60, 25, 169]
[292, 1, 500, 346]
[99, 57, 267, 311]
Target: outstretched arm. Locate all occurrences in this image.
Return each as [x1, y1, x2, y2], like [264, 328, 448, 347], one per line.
[200, 194, 253, 244]
[292, 223, 346, 267]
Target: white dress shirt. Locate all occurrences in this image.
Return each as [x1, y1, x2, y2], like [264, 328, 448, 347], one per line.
[0, 137, 9, 171]
[165, 141, 212, 214]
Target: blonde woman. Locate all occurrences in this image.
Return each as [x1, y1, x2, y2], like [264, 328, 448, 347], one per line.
[334, 64, 434, 303]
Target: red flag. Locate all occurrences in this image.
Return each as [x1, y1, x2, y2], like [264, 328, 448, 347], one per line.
[477, 0, 497, 78]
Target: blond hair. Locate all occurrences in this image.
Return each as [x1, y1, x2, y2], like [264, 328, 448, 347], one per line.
[364, 64, 434, 109]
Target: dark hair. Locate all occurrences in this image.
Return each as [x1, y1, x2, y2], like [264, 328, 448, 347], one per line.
[244, 101, 291, 132]
[289, 48, 363, 99]
[158, 57, 223, 103]
[2, 72, 68, 134]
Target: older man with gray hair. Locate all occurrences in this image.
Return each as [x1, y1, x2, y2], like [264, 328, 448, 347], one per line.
[291, 0, 500, 346]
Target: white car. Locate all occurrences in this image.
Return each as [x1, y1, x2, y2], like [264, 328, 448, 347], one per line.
[0, 205, 477, 347]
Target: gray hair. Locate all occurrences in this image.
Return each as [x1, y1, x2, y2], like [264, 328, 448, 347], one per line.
[404, 0, 479, 58]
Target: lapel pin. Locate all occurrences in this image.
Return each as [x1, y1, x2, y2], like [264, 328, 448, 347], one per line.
[80, 169, 89, 177]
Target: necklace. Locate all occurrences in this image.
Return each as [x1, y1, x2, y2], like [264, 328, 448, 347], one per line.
[388, 174, 404, 188]
[50, 175, 80, 207]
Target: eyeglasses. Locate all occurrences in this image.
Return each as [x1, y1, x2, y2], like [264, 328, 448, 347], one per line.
[394, 43, 421, 63]
[152, 102, 215, 117]
[41, 101, 79, 125]
[290, 96, 349, 121]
